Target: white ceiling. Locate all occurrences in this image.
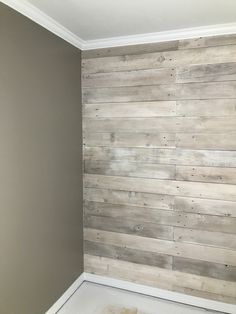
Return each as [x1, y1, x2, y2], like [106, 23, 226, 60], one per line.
[2, 0, 236, 49]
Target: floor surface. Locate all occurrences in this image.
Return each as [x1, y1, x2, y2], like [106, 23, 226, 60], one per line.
[57, 282, 221, 314]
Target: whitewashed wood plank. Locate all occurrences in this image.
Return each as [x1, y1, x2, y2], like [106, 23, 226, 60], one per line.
[175, 196, 236, 217]
[83, 68, 175, 88]
[173, 257, 236, 282]
[84, 188, 174, 210]
[84, 229, 236, 267]
[176, 62, 236, 83]
[84, 174, 236, 201]
[83, 101, 176, 118]
[84, 116, 236, 133]
[84, 255, 236, 300]
[176, 99, 236, 116]
[82, 45, 236, 74]
[176, 165, 236, 184]
[174, 227, 236, 250]
[84, 147, 236, 167]
[177, 133, 236, 150]
[82, 82, 236, 103]
[85, 201, 236, 234]
[84, 160, 175, 180]
[179, 35, 236, 50]
[84, 215, 173, 240]
[82, 41, 179, 59]
[84, 240, 173, 269]
[84, 132, 176, 148]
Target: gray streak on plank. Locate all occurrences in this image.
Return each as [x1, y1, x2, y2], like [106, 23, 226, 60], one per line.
[84, 241, 173, 269]
[84, 201, 236, 234]
[173, 256, 236, 282]
[84, 215, 173, 240]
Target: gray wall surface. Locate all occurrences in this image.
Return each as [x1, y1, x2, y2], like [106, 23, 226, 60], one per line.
[0, 3, 83, 314]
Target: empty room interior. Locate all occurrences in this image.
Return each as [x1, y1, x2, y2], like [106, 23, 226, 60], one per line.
[1, 1, 236, 313]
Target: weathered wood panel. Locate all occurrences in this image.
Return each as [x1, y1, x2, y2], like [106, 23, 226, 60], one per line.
[84, 174, 236, 201]
[83, 68, 176, 88]
[84, 117, 236, 133]
[84, 201, 236, 234]
[84, 132, 176, 148]
[175, 196, 236, 217]
[173, 257, 236, 282]
[84, 215, 173, 240]
[84, 147, 236, 167]
[82, 41, 179, 59]
[84, 160, 175, 180]
[84, 229, 236, 267]
[82, 45, 236, 74]
[82, 35, 236, 303]
[84, 241, 173, 269]
[179, 35, 236, 50]
[176, 99, 236, 117]
[174, 227, 236, 250]
[176, 62, 236, 83]
[177, 133, 236, 150]
[83, 82, 236, 103]
[83, 101, 176, 118]
[176, 165, 236, 184]
[84, 188, 174, 210]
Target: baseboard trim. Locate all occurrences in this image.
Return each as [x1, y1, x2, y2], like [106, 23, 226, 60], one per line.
[45, 273, 85, 314]
[45, 272, 236, 314]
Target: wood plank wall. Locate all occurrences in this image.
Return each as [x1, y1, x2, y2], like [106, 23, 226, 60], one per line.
[82, 34, 236, 304]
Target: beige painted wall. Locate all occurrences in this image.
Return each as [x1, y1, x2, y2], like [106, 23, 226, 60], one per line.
[82, 35, 236, 304]
[0, 3, 83, 314]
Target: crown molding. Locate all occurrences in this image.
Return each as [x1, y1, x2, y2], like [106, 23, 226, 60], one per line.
[83, 22, 236, 50]
[1, 0, 86, 49]
[2, 0, 236, 51]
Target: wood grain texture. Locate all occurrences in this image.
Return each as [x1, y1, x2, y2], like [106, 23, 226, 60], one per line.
[84, 188, 174, 210]
[84, 240, 173, 269]
[82, 34, 236, 303]
[82, 44, 236, 74]
[83, 101, 176, 118]
[84, 147, 236, 167]
[84, 132, 176, 148]
[84, 229, 236, 266]
[83, 82, 236, 103]
[85, 160, 175, 179]
[84, 201, 236, 234]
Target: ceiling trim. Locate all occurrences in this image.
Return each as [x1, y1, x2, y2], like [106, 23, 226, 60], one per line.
[84, 23, 236, 50]
[2, 0, 236, 51]
[1, 0, 86, 49]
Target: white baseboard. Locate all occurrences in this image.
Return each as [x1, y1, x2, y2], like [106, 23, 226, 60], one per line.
[45, 273, 85, 314]
[45, 272, 236, 314]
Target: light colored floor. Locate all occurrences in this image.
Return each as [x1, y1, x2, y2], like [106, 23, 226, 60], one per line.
[57, 282, 221, 314]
